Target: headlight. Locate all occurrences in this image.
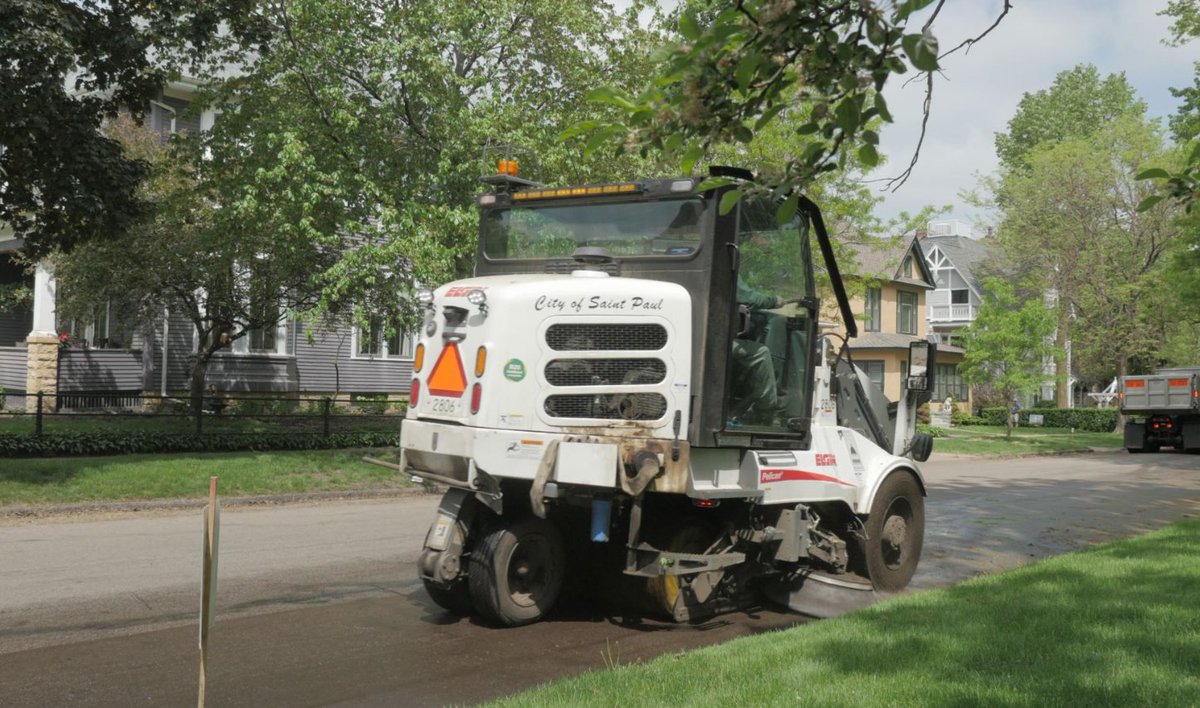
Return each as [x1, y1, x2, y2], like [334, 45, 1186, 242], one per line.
[467, 289, 487, 307]
[416, 288, 434, 306]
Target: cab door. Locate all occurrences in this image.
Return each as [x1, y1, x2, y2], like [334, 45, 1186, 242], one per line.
[723, 197, 818, 442]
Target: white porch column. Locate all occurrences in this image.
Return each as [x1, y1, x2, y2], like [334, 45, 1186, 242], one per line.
[26, 260, 59, 395]
[30, 261, 57, 336]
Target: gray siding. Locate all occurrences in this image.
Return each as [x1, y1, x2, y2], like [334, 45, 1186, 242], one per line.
[204, 353, 298, 393]
[58, 350, 144, 391]
[294, 322, 412, 394]
[0, 346, 27, 392]
[140, 309, 198, 393]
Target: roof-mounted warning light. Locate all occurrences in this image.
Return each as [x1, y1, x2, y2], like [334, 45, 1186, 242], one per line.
[480, 142, 543, 194]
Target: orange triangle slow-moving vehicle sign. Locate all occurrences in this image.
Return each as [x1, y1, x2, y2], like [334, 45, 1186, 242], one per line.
[427, 343, 468, 398]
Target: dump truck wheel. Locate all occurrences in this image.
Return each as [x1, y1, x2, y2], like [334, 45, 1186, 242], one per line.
[863, 472, 924, 592]
[468, 517, 564, 627]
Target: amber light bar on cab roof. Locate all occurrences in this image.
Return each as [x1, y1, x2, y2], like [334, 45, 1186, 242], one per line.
[512, 182, 641, 201]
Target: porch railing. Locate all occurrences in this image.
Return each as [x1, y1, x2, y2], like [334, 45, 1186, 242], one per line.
[928, 304, 977, 322]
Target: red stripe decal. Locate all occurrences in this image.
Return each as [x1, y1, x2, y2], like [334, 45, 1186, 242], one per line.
[760, 468, 856, 487]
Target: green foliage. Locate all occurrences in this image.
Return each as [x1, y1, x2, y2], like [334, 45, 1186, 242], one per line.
[994, 65, 1144, 172]
[915, 423, 946, 438]
[960, 278, 1058, 431]
[1139, 3, 1200, 214]
[197, 0, 664, 324]
[572, 1, 1009, 205]
[0, 0, 267, 259]
[0, 431, 398, 458]
[350, 394, 401, 416]
[978, 407, 1117, 432]
[991, 90, 1186, 385]
[950, 410, 987, 426]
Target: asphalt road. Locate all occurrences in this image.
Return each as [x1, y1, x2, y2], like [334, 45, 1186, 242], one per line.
[2, 451, 1198, 706]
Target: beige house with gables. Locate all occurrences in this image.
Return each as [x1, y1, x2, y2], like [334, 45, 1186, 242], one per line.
[832, 235, 971, 411]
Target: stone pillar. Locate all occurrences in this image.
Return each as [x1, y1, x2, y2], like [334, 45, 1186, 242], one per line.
[25, 261, 59, 395]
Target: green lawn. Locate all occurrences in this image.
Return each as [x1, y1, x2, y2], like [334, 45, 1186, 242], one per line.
[0, 448, 411, 505]
[933, 425, 1122, 456]
[496, 520, 1200, 707]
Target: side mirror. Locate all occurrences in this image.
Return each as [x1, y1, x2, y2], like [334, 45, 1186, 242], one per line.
[906, 340, 937, 393]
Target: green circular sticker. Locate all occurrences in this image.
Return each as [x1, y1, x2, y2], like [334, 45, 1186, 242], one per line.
[503, 359, 526, 382]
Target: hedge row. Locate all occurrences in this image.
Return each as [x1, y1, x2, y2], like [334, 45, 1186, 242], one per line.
[0, 431, 400, 457]
[978, 407, 1118, 432]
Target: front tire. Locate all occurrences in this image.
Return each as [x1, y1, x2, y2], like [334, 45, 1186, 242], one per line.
[468, 516, 565, 627]
[863, 472, 924, 592]
[423, 577, 472, 615]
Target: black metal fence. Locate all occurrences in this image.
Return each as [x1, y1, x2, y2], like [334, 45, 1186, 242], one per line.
[0, 391, 405, 438]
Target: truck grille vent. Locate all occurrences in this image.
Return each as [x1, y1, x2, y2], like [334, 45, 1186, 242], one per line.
[544, 359, 666, 387]
[546, 324, 667, 351]
[544, 393, 667, 421]
[545, 260, 620, 276]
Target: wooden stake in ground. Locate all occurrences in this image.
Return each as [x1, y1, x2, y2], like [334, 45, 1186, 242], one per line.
[198, 476, 220, 708]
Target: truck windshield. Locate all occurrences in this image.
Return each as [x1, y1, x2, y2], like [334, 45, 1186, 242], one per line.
[482, 197, 706, 260]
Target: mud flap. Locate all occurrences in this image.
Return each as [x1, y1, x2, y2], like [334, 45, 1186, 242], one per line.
[763, 571, 881, 619]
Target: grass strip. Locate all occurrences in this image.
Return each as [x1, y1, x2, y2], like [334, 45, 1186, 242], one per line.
[495, 520, 1200, 707]
[0, 448, 411, 505]
[933, 425, 1122, 456]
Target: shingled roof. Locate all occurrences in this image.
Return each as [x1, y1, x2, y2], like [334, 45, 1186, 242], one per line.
[922, 234, 992, 291]
[843, 234, 935, 290]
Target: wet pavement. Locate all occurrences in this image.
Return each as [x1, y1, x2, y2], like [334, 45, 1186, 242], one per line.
[1, 451, 1198, 706]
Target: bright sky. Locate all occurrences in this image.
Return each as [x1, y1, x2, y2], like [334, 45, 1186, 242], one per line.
[871, 0, 1200, 231]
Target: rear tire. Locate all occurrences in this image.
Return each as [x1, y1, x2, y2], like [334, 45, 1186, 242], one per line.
[863, 472, 924, 592]
[468, 517, 565, 627]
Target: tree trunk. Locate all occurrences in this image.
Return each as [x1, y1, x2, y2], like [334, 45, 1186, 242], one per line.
[1055, 309, 1070, 407]
[1005, 388, 1015, 440]
[190, 351, 212, 424]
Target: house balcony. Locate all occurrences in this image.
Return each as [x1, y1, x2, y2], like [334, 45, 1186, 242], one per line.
[929, 304, 977, 323]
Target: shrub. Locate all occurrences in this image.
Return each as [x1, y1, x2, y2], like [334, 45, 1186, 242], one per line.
[979, 407, 1118, 432]
[231, 397, 301, 416]
[951, 409, 988, 426]
[916, 423, 947, 438]
[0, 431, 400, 457]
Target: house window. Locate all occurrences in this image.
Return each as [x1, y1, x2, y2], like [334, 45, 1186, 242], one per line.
[897, 291, 918, 335]
[63, 302, 132, 349]
[247, 291, 281, 353]
[935, 363, 968, 401]
[901, 255, 913, 278]
[859, 360, 885, 392]
[951, 289, 970, 305]
[864, 287, 881, 332]
[355, 317, 413, 359]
